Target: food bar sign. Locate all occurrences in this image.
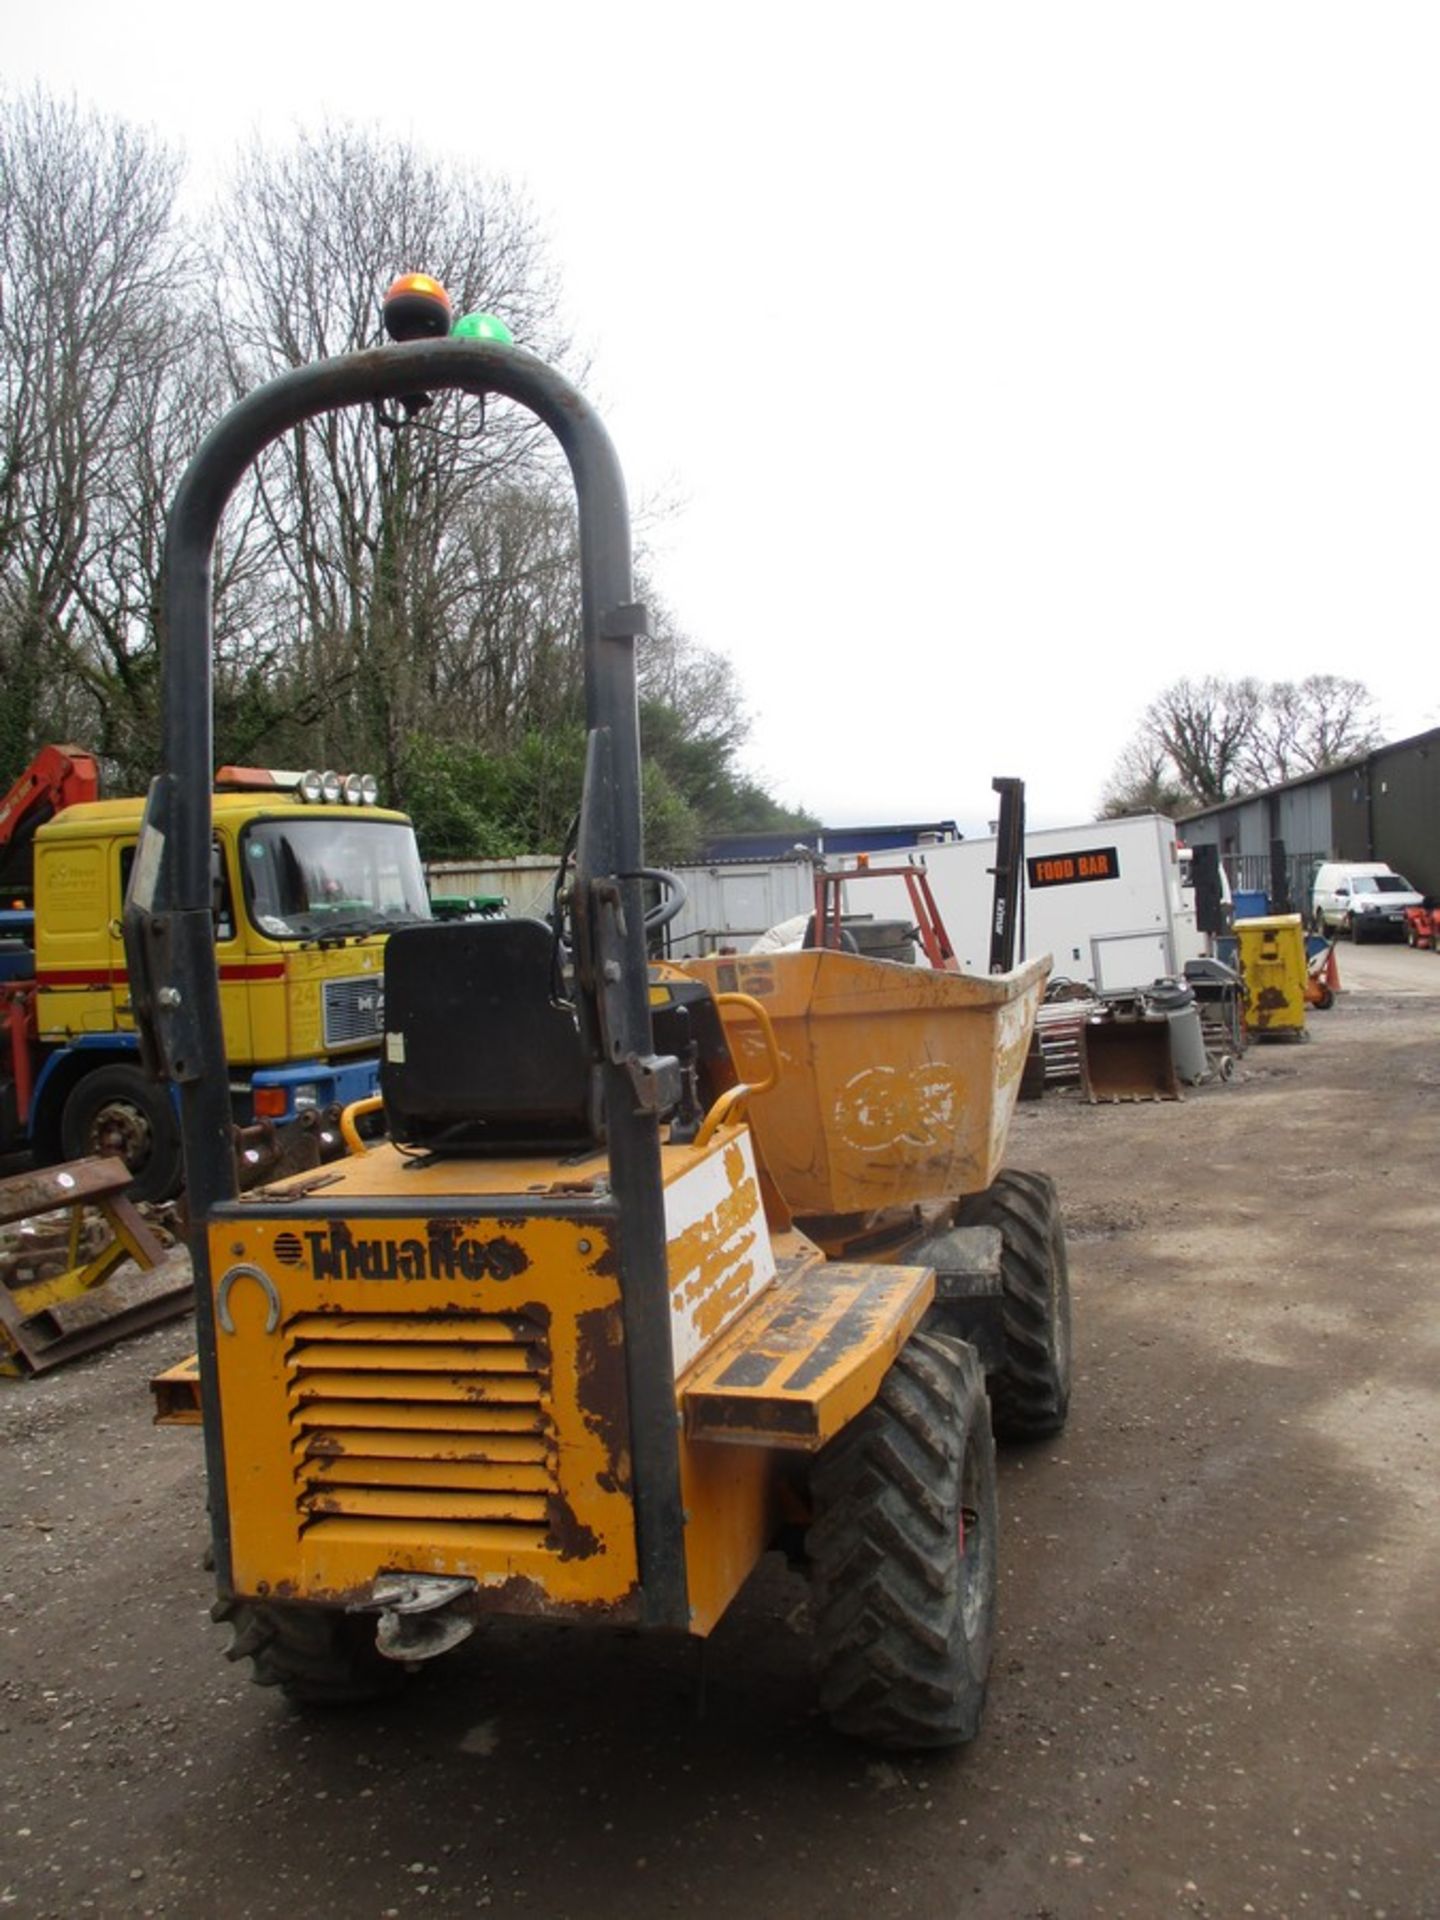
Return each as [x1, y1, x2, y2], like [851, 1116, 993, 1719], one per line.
[1026, 846, 1120, 889]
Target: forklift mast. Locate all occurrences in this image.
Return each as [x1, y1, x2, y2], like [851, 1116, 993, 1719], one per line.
[987, 776, 1025, 974]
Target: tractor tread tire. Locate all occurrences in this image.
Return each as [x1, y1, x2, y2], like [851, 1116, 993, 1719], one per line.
[212, 1597, 405, 1707]
[808, 1332, 997, 1751]
[802, 916, 860, 954]
[954, 1168, 1072, 1441]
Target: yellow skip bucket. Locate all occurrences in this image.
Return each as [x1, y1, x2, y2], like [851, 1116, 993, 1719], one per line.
[677, 951, 1049, 1217]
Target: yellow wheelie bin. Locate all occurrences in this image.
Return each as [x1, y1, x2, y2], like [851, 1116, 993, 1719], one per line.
[1233, 913, 1308, 1037]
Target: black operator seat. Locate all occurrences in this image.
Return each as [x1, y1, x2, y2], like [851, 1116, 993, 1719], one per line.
[381, 918, 598, 1155]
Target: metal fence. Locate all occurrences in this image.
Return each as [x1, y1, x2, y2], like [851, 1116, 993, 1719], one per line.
[1225, 850, 1322, 916]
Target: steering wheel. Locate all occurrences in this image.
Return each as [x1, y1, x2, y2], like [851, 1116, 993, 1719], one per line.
[636, 867, 688, 932]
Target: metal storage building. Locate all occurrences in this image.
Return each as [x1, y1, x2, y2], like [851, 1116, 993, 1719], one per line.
[1178, 724, 1440, 905]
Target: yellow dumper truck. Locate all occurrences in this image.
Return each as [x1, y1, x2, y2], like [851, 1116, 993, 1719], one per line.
[131, 276, 1071, 1747]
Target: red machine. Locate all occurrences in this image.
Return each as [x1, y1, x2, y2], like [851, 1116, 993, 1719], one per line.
[811, 857, 961, 971]
[1, 748, 102, 1154]
[1305, 940, 1340, 1009]
[0, 745, 101, 903]
[1404, 905, 1440, 950]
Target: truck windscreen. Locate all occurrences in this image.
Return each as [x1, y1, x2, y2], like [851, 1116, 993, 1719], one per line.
[240, 818, 431, 940]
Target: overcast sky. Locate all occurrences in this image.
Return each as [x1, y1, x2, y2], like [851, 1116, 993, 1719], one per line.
[9, 2, 1439, 833]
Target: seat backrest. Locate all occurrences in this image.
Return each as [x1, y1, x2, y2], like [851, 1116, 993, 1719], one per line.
[381, 918, 597, 1154]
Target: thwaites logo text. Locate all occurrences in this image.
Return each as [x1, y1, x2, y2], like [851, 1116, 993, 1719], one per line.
[276, 1221, 529, 1283]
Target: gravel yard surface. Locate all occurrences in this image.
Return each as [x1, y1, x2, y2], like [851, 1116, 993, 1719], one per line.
[2, 947, 1437, 1919]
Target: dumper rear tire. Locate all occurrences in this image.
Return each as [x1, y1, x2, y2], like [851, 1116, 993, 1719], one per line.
[213, 1598, 406, 1707]
[955, 1169, 1072, 1441]
[807, 1331, 997, 1750]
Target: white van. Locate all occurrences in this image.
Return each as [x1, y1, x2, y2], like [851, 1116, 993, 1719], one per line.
[1310, 862, 1424, 941]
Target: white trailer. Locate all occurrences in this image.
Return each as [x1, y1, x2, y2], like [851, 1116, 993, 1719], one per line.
[667, 816, 1202, 992]
[846, 815, 1201, 989]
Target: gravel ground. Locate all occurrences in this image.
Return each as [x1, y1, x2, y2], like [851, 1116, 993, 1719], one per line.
[1, 946, 1437, 1919]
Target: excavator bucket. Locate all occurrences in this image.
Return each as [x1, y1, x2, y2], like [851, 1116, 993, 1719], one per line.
[1079, 1011, 1181, 1103]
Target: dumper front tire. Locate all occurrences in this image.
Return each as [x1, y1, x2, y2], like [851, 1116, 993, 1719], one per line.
[955, 1169, 1072, 1441]
[213, 1598, 406, 1707]
[807, 1331, 997, 1750]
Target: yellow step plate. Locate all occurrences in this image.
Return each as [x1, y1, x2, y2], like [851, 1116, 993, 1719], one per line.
[682, 1260, 934, 1452]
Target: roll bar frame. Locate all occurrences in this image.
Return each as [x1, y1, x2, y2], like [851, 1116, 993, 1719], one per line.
[124, 339, 688, 1626]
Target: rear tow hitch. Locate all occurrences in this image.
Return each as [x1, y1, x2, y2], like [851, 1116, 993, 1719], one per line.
[358, 1574, 478, 1665]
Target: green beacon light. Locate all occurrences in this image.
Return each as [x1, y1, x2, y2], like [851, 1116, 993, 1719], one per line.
[453, 311, 514, 346]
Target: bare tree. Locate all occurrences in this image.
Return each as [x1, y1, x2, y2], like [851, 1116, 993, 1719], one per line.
[1100, 672, 1385, 818]
[0, 104, 801, 858]
[0, 89, 191, 782]
[1239, 674, 1380, 788]
[208, 126, 577, 791]
[639, 616, 749, 758]
[1098, 741, 1193, 819]
[1141, 676, 1264, 807]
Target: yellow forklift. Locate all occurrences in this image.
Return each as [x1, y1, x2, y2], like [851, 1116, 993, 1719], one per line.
[128, 276, 1071, 1748]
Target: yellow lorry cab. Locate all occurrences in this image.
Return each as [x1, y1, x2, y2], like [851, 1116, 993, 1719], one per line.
[9, 776, 430, 1199]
